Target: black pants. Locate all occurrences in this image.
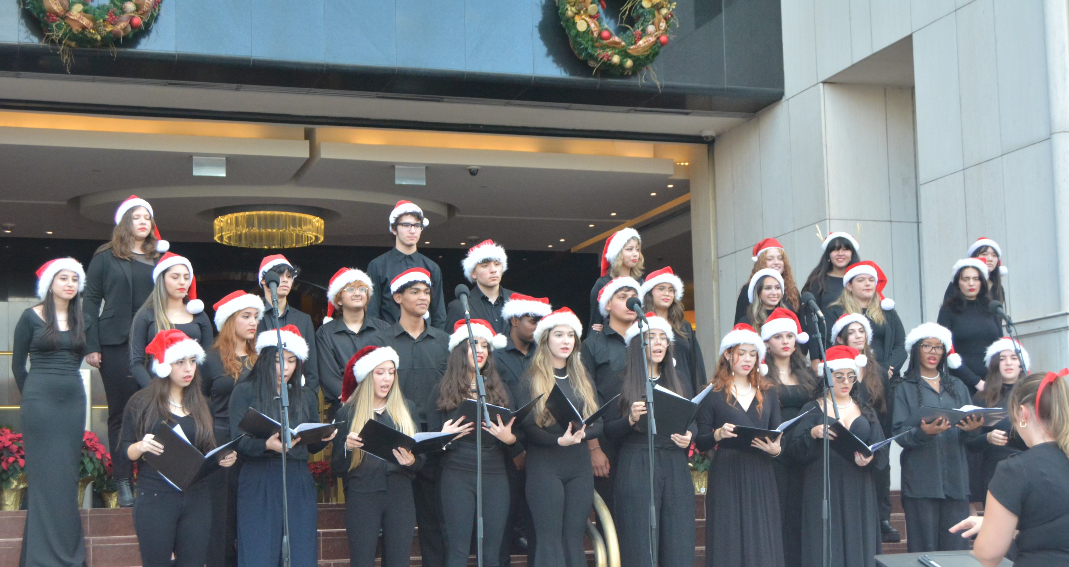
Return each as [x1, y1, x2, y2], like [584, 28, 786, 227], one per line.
[525, 444, 593, 567]
[875, 465, 892, 522]
[502, 456, 533, 567]
[101, 342, 138, 480]
[414, 459, 445, 567]
[345, 474, 415, 567]
[207, 431, 242, 567]
[613, 445, 695, 567]
[132, 486, 212, 567]
[902, 497, 970, 552]
[440, 466, 510, 567]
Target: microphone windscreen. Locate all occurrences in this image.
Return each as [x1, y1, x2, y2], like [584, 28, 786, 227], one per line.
[262, 271, 281, 287]
[454, 284, 470, 300]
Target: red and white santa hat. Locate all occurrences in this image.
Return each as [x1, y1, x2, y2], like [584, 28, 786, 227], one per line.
[760, 307, 809, 344]
[258, 254, 293, 287]
[152, 252, 203, 314]
[342, 345, 400, 401]
[904, 322, 962, 371]
[746, 268, 784, 303]
[533, 307, 583, 344]
[212, 291, 264, 332]
[145, 328, 205, 378]
[35, 257, 85, 301]
[501, 293, 552, 321]
[952, 258, 990, 280]
[968, 237, 1007, 276]
[388, 200, 430, 233]
[600, 228, 641, 277]
[324, 267, 374, 323]
[461, 240, 508, 282]
[448, 319, 507, 352]
[843, 261, 894, 310]
[256, 324, 309, 361]
[597, 276, 642, 317]
[829, 313, 873, 345]
[821, 231, 860, 252]
[624, 312, 675, 345]
[640, 266, 684, 301]
[390, 267, 432, 294]
[719, 323, 768, 374]
[984, 337, 1031, 370]
[818, 345, 868, 376]
[114, 195, 169, 253]
[751, 237, 783, 262]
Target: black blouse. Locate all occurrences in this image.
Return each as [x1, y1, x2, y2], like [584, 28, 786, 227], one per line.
[330, 403, 423, 493]
[694, 386, 783, 454]
[989, 443, 1069, 566]
[937, 299, 1002, 389]
[200, 350, 252, 441]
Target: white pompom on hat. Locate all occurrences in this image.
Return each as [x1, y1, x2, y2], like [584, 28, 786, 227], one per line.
[35, 258, 85, 301]
[448, 319, 507, 352]
[114, 195, 169, 253]
[461, 240, 508, 283]
[152, 252, 203, 314]
[760, 307, 809, 344]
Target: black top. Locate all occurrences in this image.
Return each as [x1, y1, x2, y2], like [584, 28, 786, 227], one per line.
[937, 299, 1002, 389]
[258, 304, 319, 395]
[129, 308, 214, 388]
[967, 385, 1023, 494]
[588, 274, 644, 330]
[12, 309, 84, 391]
[785, 401, 889, 471]
[426, 383, 523, 473]
[823, 305, 906, 376]
[119, 393, 201, 493]
[801, 274, 844, 360]
[892, 373, 980, 500]
[445, 285, 514, 335]
[330, 403, 423, 492]
[580, 325, 628, 406]
[368, 321, 449, 427]
[365, 248, 447, 330]
[315, 316, 390, 403]
[493, 335, 535, 407]
[672, 324, 708, 396]
[603, 376, 695, 450]
[82, 249, 157, 352]
[988, 442, 1069, 566]
[200, 350, 253, 438]
[776, 383, 812, 422]
[518, 368, 605, 446]
[694, 386, 783, 453]
[228, 379, 328, 462]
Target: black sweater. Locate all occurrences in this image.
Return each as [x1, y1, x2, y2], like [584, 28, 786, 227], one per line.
[936, 300, 1002, 389]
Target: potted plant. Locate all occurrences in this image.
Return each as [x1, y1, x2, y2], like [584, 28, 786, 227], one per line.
[308, 460, 333, 503]
[0, 428, 26, 511]
[79, 431, 108, 507]
[687, 442, 710, 495]
[93, 450, 119, 508]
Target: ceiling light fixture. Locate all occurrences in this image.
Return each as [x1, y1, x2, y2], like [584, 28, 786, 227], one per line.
[214, 211, 324, 248]
[610, 212, 617, 216]
[667, 184, 674, 188]
[560, 239, 565, 242]
[589, 224, 595, 227]
[651, 192, 657, 196]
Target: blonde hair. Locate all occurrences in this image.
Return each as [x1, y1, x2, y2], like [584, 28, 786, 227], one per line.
[211, 315, 258, 379]
[610, 237, 645, 279]
[1009, 372, 1069, 457]
[345, 363, 415, 470]
[831, 285, 886, 326]
[527, 334, 598, 428]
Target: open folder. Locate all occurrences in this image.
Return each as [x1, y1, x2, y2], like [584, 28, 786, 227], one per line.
[635, 384, 714, 437]
[827, 421, 910, 460]
[457, 394, 543, 443]
[717, 407, 816, 451]
[143, 422, 244, 492]
[356, 418, 455, 465]
[900, 405, 1006, 429]
[545, 384, 619, 432]
[237, 407, 338, 448]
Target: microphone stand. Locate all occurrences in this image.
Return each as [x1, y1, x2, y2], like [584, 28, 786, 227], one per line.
[459, 291, 492, 567]
[267, 282, 293, 567]
[808, 310, 839, 567]
[636, 315, 658, 567]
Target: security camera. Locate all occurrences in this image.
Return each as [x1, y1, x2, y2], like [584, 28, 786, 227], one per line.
[700, 130, 715, 142]
[468, 166, 481, 177]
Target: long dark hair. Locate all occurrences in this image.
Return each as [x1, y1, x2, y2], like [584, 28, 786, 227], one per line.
[132, 370, 215, 454]
[832, 329, 886, 415]
[764, 347, 819, 398]
[242, 346, 314, 424]
[40, 288, 86, 354]
[802, 237, 860, 298]
[436, 342, 510, 411]
[822, 370, 879, 425]
[619, 335, 686, 413]
[980, 354, 1024, 408]
[943, 265, 991, 313]
[642, 291, 690, 337]
[972, 245, 1005, 303]
[903, 341, 965, 407]
[95, 206, 162, 261]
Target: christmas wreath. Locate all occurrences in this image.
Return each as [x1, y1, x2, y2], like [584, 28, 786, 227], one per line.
[556, 0, 676, 76]
[22, 0, 162, 49]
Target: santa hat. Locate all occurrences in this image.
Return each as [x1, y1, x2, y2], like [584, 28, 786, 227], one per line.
[746, 268, 784, 303]
[212, 291, 264, 332]
[35, 257, 86, 301]
[342, 345, 400, 402]
[461, 240, 508, 282]
[983, 337, 1031, 370]
[324, 268, 374, 323]
[640, 266, 684, 301]
[256, 324, 309, 361]
[258, 254, 293, 287]
[152, 252, 203, 314]
[624, 312, 675, 345]
[904, 322, 962, 371]
[760, 307, 809, 344]
[448, 319, 507, 352]
[968, 237, 1007, 276]
[843, 261, 894, 310]
[533, 307, 583, 345]
[600, 228, 641, 277]
[597, 276, 642, 317]
[114, 195, 169, 253]
[952, 258, 990, 280]
[751, 238, 783, 262]
[818, 345, 868, 376]
[145, 329, 205, 378]
[821, 231, 860, 252]
[829, 313, 873, 345]
[388, 200, 429, 233]
[718, 323, 767, 374]
[390, 267, 432, 294]
[501, 294, 552, 321]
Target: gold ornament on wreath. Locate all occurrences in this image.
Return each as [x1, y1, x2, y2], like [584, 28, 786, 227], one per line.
[557, 0, 676, 76]
[22, 0, 162, 65]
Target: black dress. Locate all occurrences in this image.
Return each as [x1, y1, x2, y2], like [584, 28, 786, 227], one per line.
[694, 387, 785, 567]
[786, 401, 886, 567]
[966, 385, 1022, 503]
[774, 384, 811, 567]
[672, 325, 708, 396]
[988, 442, 1069, 566]
[13, 309, 87, 567]
[936, 300, 1002, 391]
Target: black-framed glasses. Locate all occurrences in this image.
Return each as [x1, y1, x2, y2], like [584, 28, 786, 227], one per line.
[920, 344, 945, 354]
[396, 222, 423, 230]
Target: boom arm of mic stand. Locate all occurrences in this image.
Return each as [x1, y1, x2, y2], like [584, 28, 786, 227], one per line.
[997, 312, 1029, 376]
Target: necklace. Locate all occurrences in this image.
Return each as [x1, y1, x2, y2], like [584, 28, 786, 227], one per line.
[732, 381, 753, 397]
[921, 373, 940, 382]
[167, 398, 183, 409]
[826, 395, 852, 410]
[555, 373, 569, 380]
[373, 404, 386, 413]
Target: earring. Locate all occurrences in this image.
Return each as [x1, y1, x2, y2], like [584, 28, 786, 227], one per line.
[1018, 419, 1027, 428]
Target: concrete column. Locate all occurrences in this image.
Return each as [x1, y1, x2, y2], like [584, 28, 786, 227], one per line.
[1045, 0, 1069, 312]
[689, 143, 719, 361]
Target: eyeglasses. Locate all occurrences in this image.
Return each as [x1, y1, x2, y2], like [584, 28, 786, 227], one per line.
[396, 222, 423, 230]
[920, 344, 945, 354]
[342, 286, 369, 295]
[833, 374, 857, 384]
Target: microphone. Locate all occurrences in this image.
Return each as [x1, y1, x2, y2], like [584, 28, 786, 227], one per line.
[454, 284, 470, 300]
[626, 297, 648, 322]
[988, 300, 1009, 321]
[800, 292, 824, 320]
[262, 271, 281, 312]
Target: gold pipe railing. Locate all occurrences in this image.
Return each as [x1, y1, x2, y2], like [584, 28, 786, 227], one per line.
[586, 492, 620, 567]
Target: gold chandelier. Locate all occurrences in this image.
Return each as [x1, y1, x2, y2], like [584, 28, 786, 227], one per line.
[213, 211, 324, 249]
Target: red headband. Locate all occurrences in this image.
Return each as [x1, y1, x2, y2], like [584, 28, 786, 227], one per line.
[1036, 368, 1069, 417]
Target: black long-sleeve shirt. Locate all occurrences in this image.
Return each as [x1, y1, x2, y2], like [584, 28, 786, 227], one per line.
[426, 382, 524, 473]
[801, 274, 845, 360]
[119, 390, 209, 493]
[580, 326, 628, 407]
[445, 285, 514, 334]
[228, 380, 329, 463]
[368, 321, 449, 428]
[366, 248, 447, 330]
[937, 300, 1002, 389]
[330, 403, 423, 492]
[258, 303, 319, 395]
[518, 371, 605, 447]
[493, 336, 535, 407]
[200, 350, 252, 443]
[315, 316, 390, 403]
[603, 377, 696, 450]
[694, 386, 783, 454]
[129, 308, 214, 388]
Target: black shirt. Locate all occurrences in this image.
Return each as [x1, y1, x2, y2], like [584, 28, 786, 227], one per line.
[315, 316, 390, 403]
[128, 309, 214, 389]
[228, 379, 328, 462]
[694, 386, 783, 453]
[580, 325, 629, 406]
[200, 350, 252, 442]
[365, 247, 447, 330]
[801, 274, 845, 360]
[426, 382, 522, 473]
[493, 335, 535, 405]
[603, 376, 695, 450]
[119, 400, 202, 493]
[519, 368, 605, 447]
[368, 321, 449, 428]
[330, 403, 423, 492]
[258, 304, 319, 395]
[445, 285, 514, 334]
[989, 442, 1069, 566]
[937, 299, 1002, 389]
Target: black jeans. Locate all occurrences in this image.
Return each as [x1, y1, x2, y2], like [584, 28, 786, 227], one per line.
[133, 486, 212, 567]
[101, 342, 139, 480]
[345, 474, 416, 567]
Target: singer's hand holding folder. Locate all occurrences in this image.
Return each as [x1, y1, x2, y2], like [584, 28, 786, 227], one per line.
[237, 407, 338, 447]
[457, 394, 543, 443]
[356, 419, 456, 465]
[827, 422, 909, 460]
[635, 384, 714, 436]
[545, 384, 618, 432]
[143, 422, 244, 491]
[717, 407, 816, 451]
[900, 405, 1005, 429]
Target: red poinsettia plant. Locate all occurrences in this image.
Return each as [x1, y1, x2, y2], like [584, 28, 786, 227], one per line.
[687, 442, 710, 474]
[80, 431, 109, 481]
[94, 450, 117, 493]
[308, 461, 332, 492]
[0, 428, 26, 488]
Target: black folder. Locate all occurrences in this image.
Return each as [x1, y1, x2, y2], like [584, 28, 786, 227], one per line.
[457, 394, 543, 443]
[356, 418, 456, 465]
[237, 407, 338, 448]
[827, 421, 909, 460]
[636, 384, 714, 437]
[900, 405, 1006, 429]
[545, 383, 619, 431]
[143, 422, 244, 491]
[717, 407, 816, 451]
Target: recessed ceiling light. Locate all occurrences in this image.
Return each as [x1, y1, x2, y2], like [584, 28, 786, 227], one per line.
[560, 239, 565, 242]
[2, 230, 10, 234]
[548, 245, 553, 248]
[460, 242, 466, 246]
[45, 231, 52, 235]
[610, 213, 617, 216]
[651, 192, 657, 196]
[424, 241, 430, 244]
[589, 224, 595, 227]
[667, 184, 674, 188]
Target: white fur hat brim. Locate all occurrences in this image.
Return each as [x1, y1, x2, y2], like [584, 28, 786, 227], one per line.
[968, 238, 1002, 258]
[449, 323, 508, 352]
[952, 258, 990, 280]
[390, 271, 432, 294]
[36, 258, 86, 301]
[352, 347, 400, 384]
[501, 299, 552, 321]
[328, 269, 374, 303]
[822, 232, 860, 252]
[598, 277, 642, 317]
[213, 294, 265, 332]
[152, 338, 206, 378]
[389, 202, 430, 232]
[718, 328, 767, 361]
[818, 354, 869, 378]
[984, 338, 1030, 370]
[461, 243, 508, 283]
[115, 197, 153, 224]
[604, 228, 641, 265]
[256, 328, 309, 361]
[760, 316, 809, 344]
[640, 272, 684, 302]
[904, 322, 955, 372]
[829, 313, 873, 345]
[534, 311, 583, 345]
[747, 268, 785, 304]
[624, 316, 675, 346]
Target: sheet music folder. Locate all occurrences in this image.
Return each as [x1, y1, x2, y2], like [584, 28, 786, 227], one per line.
[143, 422, 244, 491]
